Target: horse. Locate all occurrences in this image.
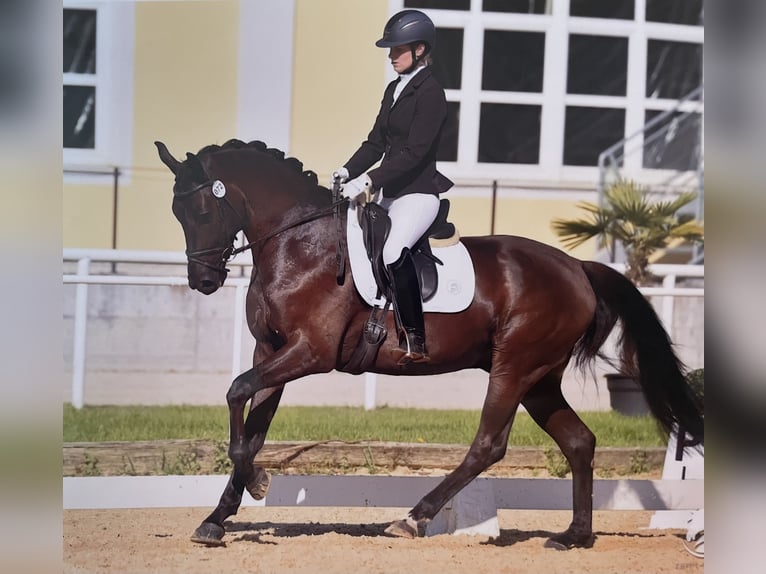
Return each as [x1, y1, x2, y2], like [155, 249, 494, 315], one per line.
[155, 138, 703, 549]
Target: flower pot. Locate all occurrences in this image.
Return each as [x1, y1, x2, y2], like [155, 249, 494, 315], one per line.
[606, 373, 650, 416]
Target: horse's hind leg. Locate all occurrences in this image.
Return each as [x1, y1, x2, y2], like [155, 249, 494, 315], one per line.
[191, 385, 284, 546]
[386, 410, 518, 538]
[386, 354, 534, 537]
[522, 373, 596, 549]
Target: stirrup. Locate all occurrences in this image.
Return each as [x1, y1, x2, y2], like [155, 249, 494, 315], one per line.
[393, 331, 429, 365]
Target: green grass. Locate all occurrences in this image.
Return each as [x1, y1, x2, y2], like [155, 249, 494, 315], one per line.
[63, 404, 666, 447]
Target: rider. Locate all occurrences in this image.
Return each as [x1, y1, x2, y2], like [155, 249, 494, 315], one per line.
[334, 9, 453, 366]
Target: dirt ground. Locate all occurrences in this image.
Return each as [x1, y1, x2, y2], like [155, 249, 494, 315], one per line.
[63, 506, 702, 574]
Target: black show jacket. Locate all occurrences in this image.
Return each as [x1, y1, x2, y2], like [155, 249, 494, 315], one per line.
[344, 66, 453, 199]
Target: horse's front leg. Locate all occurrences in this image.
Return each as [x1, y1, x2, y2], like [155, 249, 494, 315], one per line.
[191, 385, 284, 546]
[192, 328, 326, 545]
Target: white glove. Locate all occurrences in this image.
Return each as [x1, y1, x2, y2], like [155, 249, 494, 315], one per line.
[341, 173, 372, 201]
[330, 167, 349, 188]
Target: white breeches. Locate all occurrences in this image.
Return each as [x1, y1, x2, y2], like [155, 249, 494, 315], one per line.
[377, 193, 440, 265]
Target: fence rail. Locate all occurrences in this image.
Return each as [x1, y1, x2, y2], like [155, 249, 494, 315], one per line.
[63, 249, 704, 410]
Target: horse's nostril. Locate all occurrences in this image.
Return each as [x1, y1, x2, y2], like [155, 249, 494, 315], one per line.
[200, 279, 217, 292]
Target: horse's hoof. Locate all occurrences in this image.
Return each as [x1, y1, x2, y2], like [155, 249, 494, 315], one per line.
[190, 522, 226, 547]
[246, 466, 271, 501]
[384, 517, 419, 538]
[544, 529, 594, 550]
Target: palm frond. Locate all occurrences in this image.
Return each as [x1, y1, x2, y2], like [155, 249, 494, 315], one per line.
[550, 178, 702, 284]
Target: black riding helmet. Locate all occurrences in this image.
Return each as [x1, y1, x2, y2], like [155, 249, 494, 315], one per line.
[376, 9, 435, 73]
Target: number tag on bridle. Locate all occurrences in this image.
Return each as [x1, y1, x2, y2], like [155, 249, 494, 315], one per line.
[212, 180, 226, 198]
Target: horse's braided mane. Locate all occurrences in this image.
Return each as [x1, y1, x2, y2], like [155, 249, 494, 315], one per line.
[197, 138, 324, 189]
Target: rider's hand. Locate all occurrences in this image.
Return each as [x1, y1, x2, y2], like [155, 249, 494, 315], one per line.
[330, 167, 349, 188]
[341, 173, 372, 201]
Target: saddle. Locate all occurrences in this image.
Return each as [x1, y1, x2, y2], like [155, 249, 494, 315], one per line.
[358, 198, 457, 303]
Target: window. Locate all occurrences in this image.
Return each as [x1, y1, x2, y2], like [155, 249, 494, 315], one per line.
[405, 0, 469, 10]
[643, 110, 702, 171]
[392, 0, 703, 180]
[63, 1, 134, 173]
[437, 102, 460, 161]
[646, 40, 702, 100]
[567, 35, 628, 96]
[564, 107, 625, 166]
[646, 0, 703, 26]
[570, 0, 634, 20]
[479, 104, 541, 164]
[482, 0, 549, 14]
[482, 31, 545, 93]
[63, 9, 96, 149]
[431, 28, 463, 90]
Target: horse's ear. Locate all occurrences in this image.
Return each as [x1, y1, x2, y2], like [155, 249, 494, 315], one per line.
[155, 141, 181, 175]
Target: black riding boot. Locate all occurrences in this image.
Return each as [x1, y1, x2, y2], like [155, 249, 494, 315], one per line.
[387, 248, 429, 365]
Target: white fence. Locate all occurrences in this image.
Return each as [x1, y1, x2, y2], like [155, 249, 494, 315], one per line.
[63, 249, 704, 410]
[63, 474, 703, 513]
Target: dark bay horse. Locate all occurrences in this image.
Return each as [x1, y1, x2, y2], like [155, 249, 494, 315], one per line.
[155, 139, 703, 548]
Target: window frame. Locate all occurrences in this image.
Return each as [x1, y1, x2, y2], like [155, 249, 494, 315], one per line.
[63, 0, 134, 180]
[393, 0, 703, 186]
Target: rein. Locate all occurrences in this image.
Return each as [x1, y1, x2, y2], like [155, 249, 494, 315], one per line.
[179, 175, 348, 281]
[230, 198, 348, 257]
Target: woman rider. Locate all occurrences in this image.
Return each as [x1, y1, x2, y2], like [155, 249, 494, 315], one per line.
[333, 9, 453, 365]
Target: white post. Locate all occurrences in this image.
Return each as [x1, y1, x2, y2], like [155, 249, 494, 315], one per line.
[231, 282, 247, 380]
[71, 257, 91, 409]
[364, 372, 377, 410]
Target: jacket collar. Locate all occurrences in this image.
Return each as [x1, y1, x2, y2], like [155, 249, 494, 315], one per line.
[390, 66, 431, 109]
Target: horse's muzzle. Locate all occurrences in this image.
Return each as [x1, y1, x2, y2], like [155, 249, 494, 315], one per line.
[193, 278, 221, 295]
[188, 265, 226, 295]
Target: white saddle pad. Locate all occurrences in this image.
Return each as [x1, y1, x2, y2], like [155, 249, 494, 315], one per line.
[346, 203, 475, 312]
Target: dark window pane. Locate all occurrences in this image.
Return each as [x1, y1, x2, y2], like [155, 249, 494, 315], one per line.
[431, 28, 463, 89]
[482, 31, 545, 92]
[437, 101, 460, 161]
[646, 0, 703, 26]
[478, 103, 541, 164]
[404, 0, 469, 10]
[64, 85, 96, 149]
[570, 0, 634, 20]
[64, 9, 96, 74]
[483, 0, 549, 14]
[567, 35, 628, 96]
[643, 110, 702, 171]
[646, 40, 702, 99]
[564, 106, 625, 166]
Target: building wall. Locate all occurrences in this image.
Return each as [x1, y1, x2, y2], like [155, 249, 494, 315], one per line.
[291, 0, 388, 178]
[64, 0, 666, 258]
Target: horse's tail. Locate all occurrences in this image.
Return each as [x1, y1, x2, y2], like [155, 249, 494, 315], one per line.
[574, 260, 703, 444]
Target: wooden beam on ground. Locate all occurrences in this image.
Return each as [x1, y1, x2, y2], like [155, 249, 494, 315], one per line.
[63, 440, 666, 477]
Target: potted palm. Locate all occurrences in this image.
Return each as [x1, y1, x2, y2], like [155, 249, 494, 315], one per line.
[551, 179, 704, 415]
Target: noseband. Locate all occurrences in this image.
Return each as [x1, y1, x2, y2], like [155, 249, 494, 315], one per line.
[176, 179, 243, 276]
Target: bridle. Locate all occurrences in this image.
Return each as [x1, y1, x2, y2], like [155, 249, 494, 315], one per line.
[176, 175, 348, 282]
[175, 179, 243, 276]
